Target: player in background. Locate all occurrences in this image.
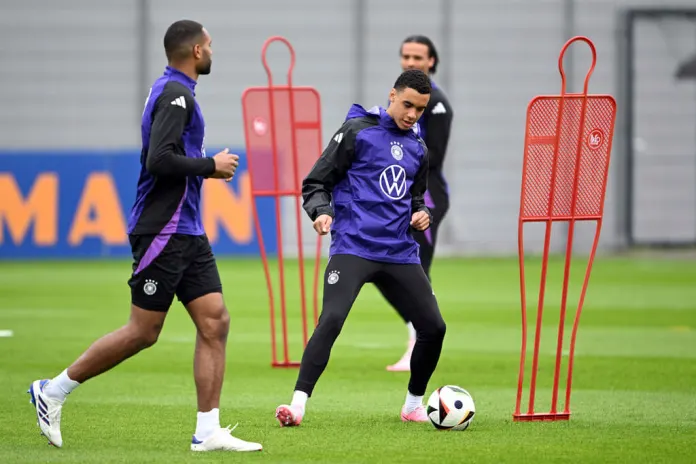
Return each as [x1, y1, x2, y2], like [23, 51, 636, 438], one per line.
[27, 20, 262, 453]
[275, 69, 447, 427]
[385, 35, 454, 372]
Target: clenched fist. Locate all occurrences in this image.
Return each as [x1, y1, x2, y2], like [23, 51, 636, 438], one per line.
[410, 211, 430, 231]
[313, 214, 333, 235]
[210, 148, 240, 181]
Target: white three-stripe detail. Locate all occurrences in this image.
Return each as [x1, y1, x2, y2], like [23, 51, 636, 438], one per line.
[171, 96, 186, 109]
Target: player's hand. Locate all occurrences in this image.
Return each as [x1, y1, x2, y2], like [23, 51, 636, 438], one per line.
[210, 148, 240, 180]
[313, 214, 333, 235]
[410, 211, 430, 231]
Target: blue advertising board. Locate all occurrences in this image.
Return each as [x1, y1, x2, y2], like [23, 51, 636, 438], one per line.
[0, 149, 277, 259]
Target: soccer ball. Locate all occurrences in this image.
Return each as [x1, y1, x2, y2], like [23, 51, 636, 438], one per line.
[426, 385, 476, 431]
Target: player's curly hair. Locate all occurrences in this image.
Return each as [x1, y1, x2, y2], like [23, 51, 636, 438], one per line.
[401, 35, 440, 74]
[393, 69, 432, 95]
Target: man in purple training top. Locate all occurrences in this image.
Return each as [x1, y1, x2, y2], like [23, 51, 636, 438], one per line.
[27, 20, 262, 453]
[275, 69, 447, 427]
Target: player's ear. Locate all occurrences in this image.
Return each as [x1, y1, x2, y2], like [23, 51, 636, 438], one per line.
[388, 88, 396, 104]
[193, 43, 202, 60]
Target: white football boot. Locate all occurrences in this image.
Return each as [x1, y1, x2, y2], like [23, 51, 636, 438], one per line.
[28, 379, 64, 447]
[190, 424, 262, 452]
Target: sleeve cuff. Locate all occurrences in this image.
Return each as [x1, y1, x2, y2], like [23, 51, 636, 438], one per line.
[205, 157, 216, 177]
[313, 206, 335, 221]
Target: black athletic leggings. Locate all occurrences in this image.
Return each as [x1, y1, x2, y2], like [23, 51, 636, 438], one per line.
[294, 254, 446, 397]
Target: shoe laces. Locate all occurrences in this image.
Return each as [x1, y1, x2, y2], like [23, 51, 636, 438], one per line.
[219, 423, 254, 446]
[221, 423, 239, 435]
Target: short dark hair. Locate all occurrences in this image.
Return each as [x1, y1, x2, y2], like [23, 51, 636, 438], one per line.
[401, 35, 440, 74]
[164, 20, 204, 62]
[393, 69, 432, 95]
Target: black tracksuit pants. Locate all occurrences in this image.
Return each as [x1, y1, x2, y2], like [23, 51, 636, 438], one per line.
[294, 254, 446, 397]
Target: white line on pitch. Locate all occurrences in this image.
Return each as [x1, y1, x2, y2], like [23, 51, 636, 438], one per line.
[0, 330, 14, 338]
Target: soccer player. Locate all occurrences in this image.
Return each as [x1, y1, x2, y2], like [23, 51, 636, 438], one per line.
[27, 20, 262, 453]
[385, 35, 454, 372]
[275, 69, 447, 427]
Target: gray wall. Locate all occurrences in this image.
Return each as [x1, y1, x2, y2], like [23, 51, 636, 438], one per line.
[0, 0, 140, 148]
[1, 0, 695, 256]
[631, 11, 696, 244]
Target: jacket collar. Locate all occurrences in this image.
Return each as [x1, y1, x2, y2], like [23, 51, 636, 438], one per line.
[345, 104, 419, 136]
[164, 66, 197, 95]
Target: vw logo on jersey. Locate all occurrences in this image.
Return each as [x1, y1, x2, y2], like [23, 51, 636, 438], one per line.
[379, 165, 407, 200]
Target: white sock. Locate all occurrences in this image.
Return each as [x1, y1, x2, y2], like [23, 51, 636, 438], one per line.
[43, 369, 80, 402]
[404, 391, 423, 413]
[195, 408, 220, 441]
[291, 390, 308, 412]
[406, 322, 416, 342]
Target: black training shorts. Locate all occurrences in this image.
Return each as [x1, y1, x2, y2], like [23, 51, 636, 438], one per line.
[127, 233, 223, 311]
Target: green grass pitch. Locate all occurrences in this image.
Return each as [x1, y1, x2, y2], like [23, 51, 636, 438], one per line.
[1, 254, 695, 463]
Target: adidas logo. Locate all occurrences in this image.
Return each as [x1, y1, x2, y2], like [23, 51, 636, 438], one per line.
[333, 132, 343, 144]
[171, 96, 187, 109]
[432, 101, 446, 114]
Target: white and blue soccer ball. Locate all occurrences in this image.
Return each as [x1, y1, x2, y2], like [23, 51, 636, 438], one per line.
[426, 385, 476, 431]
